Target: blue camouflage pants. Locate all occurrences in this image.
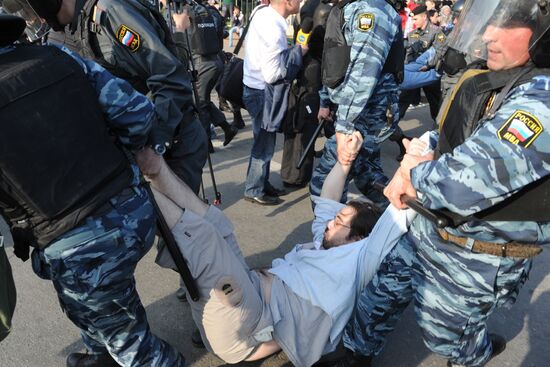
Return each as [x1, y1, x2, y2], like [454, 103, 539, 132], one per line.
[344, 217, 532, 367]
[309, 92, 399, 206]
[31, 187, 186, 367]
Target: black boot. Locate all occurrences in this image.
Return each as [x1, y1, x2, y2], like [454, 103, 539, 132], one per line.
[231, 110, 245, 129]
[322, 350, 372, 367]
[219, 120, 238, 146]
[66, 352, 119, 367]
[218, 97, 232, 112]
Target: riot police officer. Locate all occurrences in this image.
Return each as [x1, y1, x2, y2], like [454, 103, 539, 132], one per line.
[343, 1, 550, 366]
[28, 0, 207, 195]
[309, 0, 406, 207]
[0, 13, 186, 367]
[399, 4, 442, 121]
[187, 0, 238, 150]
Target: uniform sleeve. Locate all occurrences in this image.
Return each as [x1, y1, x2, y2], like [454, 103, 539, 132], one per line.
[59, 46, 153, 150]
[319, 86, 331, 108]
[331, 5, 400, 134]
[411, 80, 550, 216]
[98, 0, 194, 147]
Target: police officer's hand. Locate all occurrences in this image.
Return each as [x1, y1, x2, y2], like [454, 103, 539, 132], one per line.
[135, 147, 162, 177]
[399, 151, 434, 181]
[318, 107, 333, 122]
[173, 10, 191, 32]
[384, 168, 418, 209]
[300, 43, 309, 56]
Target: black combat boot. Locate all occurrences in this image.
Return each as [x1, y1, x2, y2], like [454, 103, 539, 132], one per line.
[231, 110, 245, 129]
[219, 120, 238, 146]
[313, 348, 372, 367]
[218, 97, 232, 112]
[66, 352, 118, 367]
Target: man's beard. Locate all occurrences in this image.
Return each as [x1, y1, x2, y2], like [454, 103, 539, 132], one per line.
[322, 236, 337, 249]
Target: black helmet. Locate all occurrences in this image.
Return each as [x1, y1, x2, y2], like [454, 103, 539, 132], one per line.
[0, 13, 26, 46]
[26, 0, 64, 31]
[449, 0, 550, 68]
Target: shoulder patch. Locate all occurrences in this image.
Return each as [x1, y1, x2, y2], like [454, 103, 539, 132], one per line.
[497, 110, 543, 148]
[357, 13, 375, 32]
[116, 25, 141, 52]
[437, 33, 446, 43]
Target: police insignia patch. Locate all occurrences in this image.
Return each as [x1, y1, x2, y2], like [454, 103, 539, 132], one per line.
[497, 110, 543, 148]
[116, 25, 141, 52]
[358, 13, 374, 32]
[437, 33, 446, 43]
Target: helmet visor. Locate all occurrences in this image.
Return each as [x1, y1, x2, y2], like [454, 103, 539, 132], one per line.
[448, 0, 542, 66]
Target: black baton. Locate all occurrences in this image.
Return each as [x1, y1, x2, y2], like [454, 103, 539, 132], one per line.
[144, 181, 200, 301]
[373, 182, 450, 228]
[297, 118, 325, 169]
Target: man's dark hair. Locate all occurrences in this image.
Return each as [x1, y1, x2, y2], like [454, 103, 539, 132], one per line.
[346, 200, 382, 241]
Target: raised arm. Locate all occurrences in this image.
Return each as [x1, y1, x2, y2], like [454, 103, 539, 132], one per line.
[320, 131, 363, 201]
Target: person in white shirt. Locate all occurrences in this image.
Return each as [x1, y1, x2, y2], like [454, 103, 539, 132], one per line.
[242, 0, 304, 206]
[139, 132, 415, 366]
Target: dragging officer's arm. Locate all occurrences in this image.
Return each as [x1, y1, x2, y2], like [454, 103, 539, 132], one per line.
[96, 1, 195, 148]
[59, 46, 154, 151]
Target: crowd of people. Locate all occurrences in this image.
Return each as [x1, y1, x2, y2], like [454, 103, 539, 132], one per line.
[1, 0, 549, 367]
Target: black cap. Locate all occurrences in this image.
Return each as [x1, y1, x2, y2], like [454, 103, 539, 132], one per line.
[412, 5, 428, 16]
[0, 14, 26, 46]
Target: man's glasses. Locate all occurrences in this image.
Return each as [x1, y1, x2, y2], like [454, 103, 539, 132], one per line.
[334, 217, 350, 229]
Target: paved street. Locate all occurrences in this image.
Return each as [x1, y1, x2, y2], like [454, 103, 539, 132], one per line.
[1, 103, 549, 367]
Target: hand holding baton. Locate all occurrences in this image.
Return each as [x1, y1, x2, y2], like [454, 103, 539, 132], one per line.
[373, 182, 450, 228]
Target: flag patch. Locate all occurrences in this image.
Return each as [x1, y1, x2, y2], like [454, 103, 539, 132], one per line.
[116, 25, 141, 52]
[358, 13, 375, 32]
[497, 110, 543, 148]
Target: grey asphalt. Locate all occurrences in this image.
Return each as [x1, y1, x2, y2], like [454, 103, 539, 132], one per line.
[1, 103, 549, 367]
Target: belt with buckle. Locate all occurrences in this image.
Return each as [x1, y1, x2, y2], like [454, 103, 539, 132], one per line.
[437, 229, 542, 259]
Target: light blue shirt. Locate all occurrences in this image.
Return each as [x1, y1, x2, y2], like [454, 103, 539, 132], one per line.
[269, 196, 416, 343]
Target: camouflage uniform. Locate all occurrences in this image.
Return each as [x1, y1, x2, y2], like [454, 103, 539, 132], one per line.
[345, 75, 550, 366]
[29, 47, 186, 366]
[47, 0, 207, 194]
[310, 0, 402, 205]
